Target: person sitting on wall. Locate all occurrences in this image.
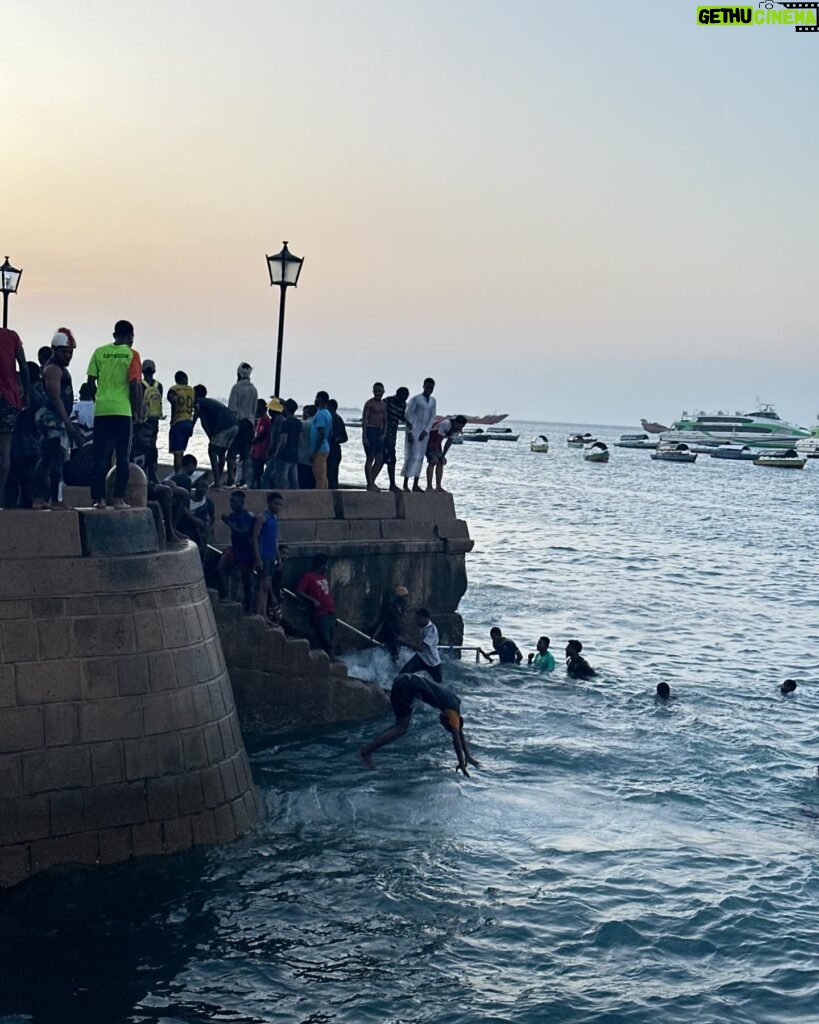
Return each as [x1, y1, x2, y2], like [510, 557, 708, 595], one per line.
[296, 553, 337, 655]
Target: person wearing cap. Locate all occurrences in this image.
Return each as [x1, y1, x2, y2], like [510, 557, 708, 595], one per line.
[0, 322, 29, 509]
[227, 362, 258, 487]
[33, 330, 82, 510]
[87, 320, 143, 510]
[250, 398, 272, 489]
[373, 585, 411, 662]
[267, 397, 301, 489]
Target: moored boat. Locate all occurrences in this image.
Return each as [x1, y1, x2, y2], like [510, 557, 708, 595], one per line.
[660, 405, 810, 449]
[795, 438, 819, 458]
[614, 433, 658, 450]
[567, 432, 596, 447]
[753, 449, 806, 469]
[530, 435, 549, 453]
[584, 441, 609, 463]
[710, 445, 757, 461]
[650, 443, 697, 463]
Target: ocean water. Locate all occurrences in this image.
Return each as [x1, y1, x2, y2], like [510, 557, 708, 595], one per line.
[3, 420, 819, 1024]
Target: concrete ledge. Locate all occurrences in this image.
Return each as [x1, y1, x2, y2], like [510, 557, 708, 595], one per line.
[396, 491, 456, 520]
[316, 521, 351, 542]
[334, 491, 397, 520]
[77, 509, 159, 557]
[278, 521, 318, 544]
[380, 520, 435, 540]
[0, 511, 83, 560]
[444, 538, 475, 553]
[436, 519, 471, 539]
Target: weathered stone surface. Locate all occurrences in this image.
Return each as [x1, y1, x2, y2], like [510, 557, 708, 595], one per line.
[334, 490, 398, 520]
[396, 490, 456, 521]
[77, 508, 158, 556]
[0, 510, 83, 559]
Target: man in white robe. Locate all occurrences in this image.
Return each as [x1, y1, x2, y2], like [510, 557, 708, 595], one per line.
[402, 378, 436, 491]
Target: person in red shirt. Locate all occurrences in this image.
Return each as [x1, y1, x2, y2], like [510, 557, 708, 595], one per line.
[0, 327, 30, 508]
[296, 553, 337, 655]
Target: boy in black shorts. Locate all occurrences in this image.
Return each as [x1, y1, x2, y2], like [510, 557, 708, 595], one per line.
[357, 672, 480, 776]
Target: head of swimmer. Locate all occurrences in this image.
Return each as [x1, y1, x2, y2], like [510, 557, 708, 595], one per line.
[656, 682, 671, 700]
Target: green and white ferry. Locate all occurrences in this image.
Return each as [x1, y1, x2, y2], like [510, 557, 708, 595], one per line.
[660, 405, 811, 450]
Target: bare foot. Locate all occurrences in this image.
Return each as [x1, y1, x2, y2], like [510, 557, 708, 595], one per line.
[113, 498, 131, 510]
[356, 750, 375, 769]
[402, 483, 410, 492]
[434, 487, 447, 493]
[366, 484, 380, 492]
[92, 500, 107, 510]
[412, 484, 423, 493]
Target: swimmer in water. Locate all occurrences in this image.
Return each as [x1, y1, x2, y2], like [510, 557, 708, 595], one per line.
[357, 672, 480, 776]
[565, 639, 597, 679]
[481, 626, 523, 664]
[780, 679, 797, 696]
[656, 682, 671, 700]
[528, 636, 555, 672]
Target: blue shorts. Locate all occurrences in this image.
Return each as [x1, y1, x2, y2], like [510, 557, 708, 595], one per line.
[169, 419, 194, 454]
[364, 425, 384, 455]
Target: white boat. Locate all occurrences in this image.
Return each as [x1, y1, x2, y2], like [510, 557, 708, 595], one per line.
[584, 441, 609, 463]
[753, 449, 806, 469]
[530, 435, 549, 453]
[567, 432, 596, 447]
[795, 438, 819, 459]
[651, 443, 697, 464]
[660, 405, 810, 449]
[614, 433, 658, 450]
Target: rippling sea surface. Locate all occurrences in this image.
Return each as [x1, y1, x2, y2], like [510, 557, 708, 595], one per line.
[3, 420, 819, 1024]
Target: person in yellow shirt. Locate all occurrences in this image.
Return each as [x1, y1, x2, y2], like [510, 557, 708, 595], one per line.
[167, 369, 195, 472]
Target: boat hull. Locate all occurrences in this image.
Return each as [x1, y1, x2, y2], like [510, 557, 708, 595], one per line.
[753, 457, 806, 469]
[651, 453, 697, 463]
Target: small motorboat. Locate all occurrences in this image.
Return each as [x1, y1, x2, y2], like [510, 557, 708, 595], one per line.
[614, 433, 658, 450]
[530, 435, 549, 453]
[711, 445, 757, 461]
[650, 443, 697, 463]
[795, 438, 819, 459]
[584, 441, 610, 463]
[753, 449, 807, 469]
[461, 429, 490, 443]
[567, 432, 596, 447]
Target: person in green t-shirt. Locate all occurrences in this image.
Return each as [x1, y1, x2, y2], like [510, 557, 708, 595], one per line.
[87, 319, 143, 509]
[528, 636, 556, 673]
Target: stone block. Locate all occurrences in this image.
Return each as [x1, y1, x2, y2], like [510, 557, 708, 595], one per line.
[334, 490, 398, 520]
[0, 795, 49, 843]
[0, 600, 31, 620]
[142, 692, 175, 736]
[65, 595, 99, 616]
[182, 605, 204, 645]
[163, 816, 193, 853]
[124, 737, 158, 781]
[0, 509, 83, 558]
[208, 679, 227, 718]
[316, 520, 351, 542]
[148, 650, 177, 692]
[0, 666, 14, 708]
[172, 648, 199, 688]
[396, 490, 456, 521]
[90, 742, 124, 785]
[146, 777, 179, 820]
[213, 803, 237, 843]
[134, 610, 165, 652]
[77, 507, 157, 556]
[44, 704, 79, 747]
[105, 595, 136, 614]
[16, 660, 82, 706]
[231, 795, 251, 835]
[0, 756, 20, 798]
[349, 520, 382, 542]
[133, 592, 157, 610]
[203, 724, 224, 764]
[329, 662, 349, 679]
[191, 684, 213, 726]
[379, 520, 418, 541]
[36, 619, 72, 660]
[31, 598, 65, 617]
[220, 759, 240, 801]
[182, 730, 208, 770]
[177, 774, 205, 815]
[83, 782, 148, 829]
[31, 832, 98, 873]
[191, 809, 218, 845]
[83, 658, 118, 699]
[278, 490, 336, 520]
[23, 746, 91, 794]
[436, 519, 470, 539]
[78, 697, 143, 743]
[72, 615, 135, 658]
[277, 520, 317, 544]
[444, 538, 475, 554]
[201, 766, 226, 808]
[161, 610, 189, 649]
[50, 790, 84, 836]
[3, 620, 39, 663]
[0, 845, 30, 888]
[174, 688, 197, 730]
[132, 821, 164, 857]
[98, 825, 134, 864]
[155, 734, 183, 775]
[117, 654, 151, 696]
[0, 707, 43, 754]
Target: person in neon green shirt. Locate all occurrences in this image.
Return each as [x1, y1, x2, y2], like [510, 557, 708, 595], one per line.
[528, 636, 555, 672]
[87, 319, 143, 509]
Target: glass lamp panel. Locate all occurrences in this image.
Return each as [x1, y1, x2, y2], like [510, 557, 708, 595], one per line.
[267, 257, 284, 285]
[283, 259, 301, 285]
[1, 267, 20, 293]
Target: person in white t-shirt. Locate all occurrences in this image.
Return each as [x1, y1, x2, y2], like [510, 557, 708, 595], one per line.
[400, 607, 443, 683]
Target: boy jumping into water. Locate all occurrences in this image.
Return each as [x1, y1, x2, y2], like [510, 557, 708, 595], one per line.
[357, 672, 480, 776]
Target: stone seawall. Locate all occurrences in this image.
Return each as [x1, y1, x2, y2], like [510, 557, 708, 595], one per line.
[0, 510, 257, 890]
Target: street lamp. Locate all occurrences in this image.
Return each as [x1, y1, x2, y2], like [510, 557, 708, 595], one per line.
[0, 257, 22, 329]
[266, 241, 304, 398]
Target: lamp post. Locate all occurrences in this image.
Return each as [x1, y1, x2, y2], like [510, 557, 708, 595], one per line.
[0, 257, 22, 330]
[266, 241, 304, 398]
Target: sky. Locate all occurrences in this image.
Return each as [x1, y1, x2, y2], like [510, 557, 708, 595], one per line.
[3, 1, 818, 426]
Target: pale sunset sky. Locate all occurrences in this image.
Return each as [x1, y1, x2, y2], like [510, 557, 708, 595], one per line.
[4, 1, 818, 426]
